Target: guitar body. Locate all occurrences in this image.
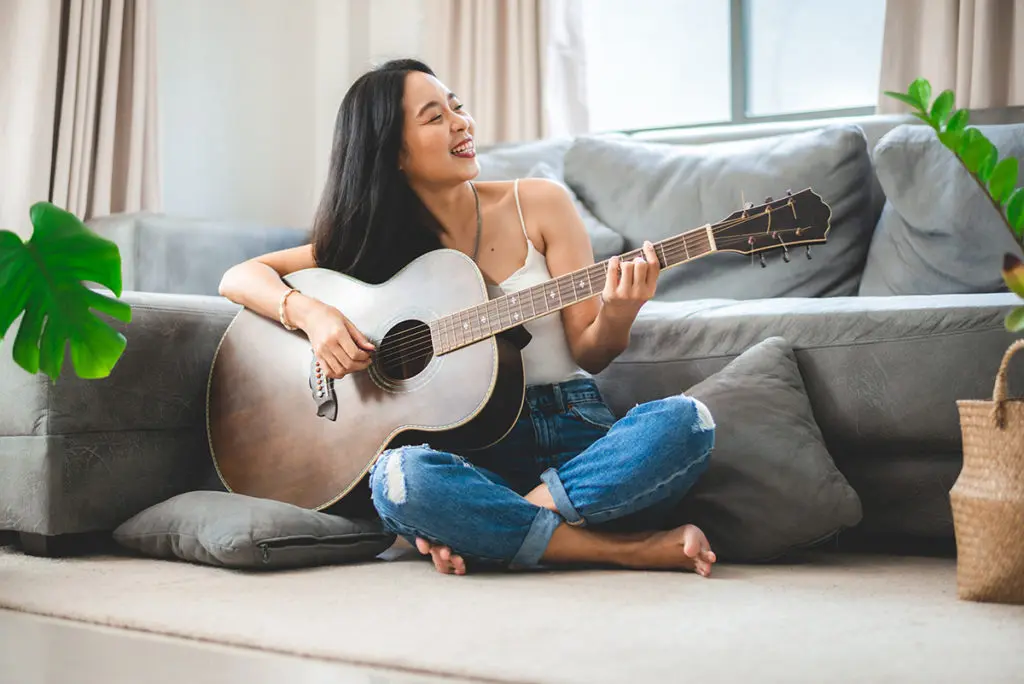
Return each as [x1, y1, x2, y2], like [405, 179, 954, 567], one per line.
[206, 249, 526, 511]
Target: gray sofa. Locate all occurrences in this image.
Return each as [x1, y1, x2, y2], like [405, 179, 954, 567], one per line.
[3, 107, 1024, 555]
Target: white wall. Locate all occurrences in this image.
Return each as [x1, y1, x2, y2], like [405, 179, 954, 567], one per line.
[156, 0, 426, 228]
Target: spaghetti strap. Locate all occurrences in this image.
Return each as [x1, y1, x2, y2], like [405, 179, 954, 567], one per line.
[513, 178, 529, 239]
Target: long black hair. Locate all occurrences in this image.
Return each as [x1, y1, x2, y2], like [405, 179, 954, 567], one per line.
[311, 59, 445, 284]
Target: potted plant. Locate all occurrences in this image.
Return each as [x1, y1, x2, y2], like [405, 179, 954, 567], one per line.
[0, 202, 131, 382]
[886, 79, 1024, 605]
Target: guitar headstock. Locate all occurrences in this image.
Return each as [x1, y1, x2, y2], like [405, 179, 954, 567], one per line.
[712, 189, 832, 258]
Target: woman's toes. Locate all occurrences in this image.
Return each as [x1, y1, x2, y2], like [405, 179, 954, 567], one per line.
[682, 534, 701, 559]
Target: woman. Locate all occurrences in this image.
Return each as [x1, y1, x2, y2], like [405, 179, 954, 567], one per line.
[219, 59, 717, 577]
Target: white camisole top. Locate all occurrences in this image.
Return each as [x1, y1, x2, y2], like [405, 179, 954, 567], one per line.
[485, 179, 590, 387]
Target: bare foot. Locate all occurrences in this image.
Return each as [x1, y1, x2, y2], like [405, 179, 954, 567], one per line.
[625, 524, 717, 576]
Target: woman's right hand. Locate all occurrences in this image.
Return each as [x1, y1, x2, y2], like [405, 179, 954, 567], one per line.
[295, 297, 375, 379]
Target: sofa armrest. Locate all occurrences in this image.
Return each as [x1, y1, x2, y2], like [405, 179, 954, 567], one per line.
[0, 291, 241, 536]
[85, 212, 309, 296]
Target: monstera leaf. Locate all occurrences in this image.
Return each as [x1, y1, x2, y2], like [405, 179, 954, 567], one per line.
[0, 202, 131, 381]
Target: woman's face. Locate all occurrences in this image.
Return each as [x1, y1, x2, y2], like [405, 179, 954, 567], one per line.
[399, 71, 478, 186]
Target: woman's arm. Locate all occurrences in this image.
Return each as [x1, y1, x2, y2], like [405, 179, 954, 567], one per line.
[217, 245, 375, 378]
[218, 244, 322, 328]
[521, 180, 659, 375]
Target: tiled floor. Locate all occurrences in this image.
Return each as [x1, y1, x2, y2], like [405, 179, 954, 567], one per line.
[0, 609, 471, 684]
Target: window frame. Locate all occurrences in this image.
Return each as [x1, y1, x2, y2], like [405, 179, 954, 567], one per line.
[616, 0, 878, 135]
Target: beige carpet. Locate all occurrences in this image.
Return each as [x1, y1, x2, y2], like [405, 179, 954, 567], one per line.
[0, 544, 1022, 683]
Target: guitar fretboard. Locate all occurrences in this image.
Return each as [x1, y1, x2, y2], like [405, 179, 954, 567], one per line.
[430, 223, 716, 355]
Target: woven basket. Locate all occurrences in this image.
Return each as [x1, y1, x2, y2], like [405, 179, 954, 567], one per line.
[952, 338, 1024, 604]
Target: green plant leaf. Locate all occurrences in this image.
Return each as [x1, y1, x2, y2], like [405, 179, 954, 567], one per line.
[884, 91, 924, 110]
[930, 89, 954, 128]
[912, 112, 936, 127]
[947, 108, 969, 132]
[0, 202, 131, 381]
[1002, 253, 1024, 297]
[958, 128, 996, 175]
[939, 129, 964, 151]
[979, 148, 999, 184]
[909, 78, 932, 110]
[1006, 305, 1024, 332]
[989, 158, 1019, 204]
[1008, 188, 1024, 236]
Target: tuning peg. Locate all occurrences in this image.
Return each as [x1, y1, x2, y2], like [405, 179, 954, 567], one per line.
[786, 188, 793, 196]
[806, 245, 813, 260]
[759, 253, 767, 268]
[764, 196, 773, 203]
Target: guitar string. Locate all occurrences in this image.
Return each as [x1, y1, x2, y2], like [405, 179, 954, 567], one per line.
[370, 225, 812, 366]
[367, 227, 812, 368]
[359, 203, 802, 356]
[364, 206, 806, 357]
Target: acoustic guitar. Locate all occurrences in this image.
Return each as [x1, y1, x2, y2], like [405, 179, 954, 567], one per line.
[206, 189, 832, 511]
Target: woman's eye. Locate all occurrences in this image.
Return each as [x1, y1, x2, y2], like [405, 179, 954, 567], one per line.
[430, 114, 442, 123]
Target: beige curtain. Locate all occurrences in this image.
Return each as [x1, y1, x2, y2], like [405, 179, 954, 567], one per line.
[878, 0, 1024, 113]
[0, 0, 63, 238]
[422, 0, 587, 145]
[52, 0, 161, 220]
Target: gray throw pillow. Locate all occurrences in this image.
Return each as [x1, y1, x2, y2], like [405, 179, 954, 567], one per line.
[113, 491, 396, 569]
[563, 125, 876, 301]
[670, 336, 863, 562]
[526, 161, 625, 261]
[859, 122, 1024, 296]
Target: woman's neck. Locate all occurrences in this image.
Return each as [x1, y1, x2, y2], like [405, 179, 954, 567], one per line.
[411, 180, 478, 244]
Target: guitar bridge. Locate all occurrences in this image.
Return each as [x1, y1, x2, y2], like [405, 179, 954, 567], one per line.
[309, 354, 338, 421]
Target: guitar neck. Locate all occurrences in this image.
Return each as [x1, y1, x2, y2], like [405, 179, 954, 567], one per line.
[431, 223, 718, 355]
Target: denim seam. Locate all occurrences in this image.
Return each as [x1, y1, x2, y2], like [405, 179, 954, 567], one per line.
[540, 467, 584, 526]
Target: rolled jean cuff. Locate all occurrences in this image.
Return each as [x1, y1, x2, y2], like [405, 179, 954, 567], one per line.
[540, 467, 584, 526]
[509, 507, 563, 569]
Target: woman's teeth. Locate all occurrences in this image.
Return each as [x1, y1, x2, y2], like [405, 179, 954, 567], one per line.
[451, 141, 475, 157]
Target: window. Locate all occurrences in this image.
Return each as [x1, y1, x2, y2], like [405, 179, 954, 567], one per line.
[580, 0, 887, 132]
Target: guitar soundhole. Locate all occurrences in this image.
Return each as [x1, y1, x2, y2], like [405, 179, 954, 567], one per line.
[376, 319, 434, 381]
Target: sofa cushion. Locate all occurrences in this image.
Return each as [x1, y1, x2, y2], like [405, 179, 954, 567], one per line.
[562, 125, 876, 300]
[859, 123, 1024, 296]
[669, 336, 862, 562]
[592, 293, 1023, 540]
[113, 490, 396, 569]
[525, 162, 625, 260]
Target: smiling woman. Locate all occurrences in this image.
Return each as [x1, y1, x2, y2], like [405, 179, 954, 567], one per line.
[215, 58, 720, 578]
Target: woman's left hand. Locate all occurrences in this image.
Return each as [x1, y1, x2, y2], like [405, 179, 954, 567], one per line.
[601, 240, 660, 319]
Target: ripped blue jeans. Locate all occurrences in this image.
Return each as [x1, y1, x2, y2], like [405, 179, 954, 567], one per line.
[368, 377, 715, 569]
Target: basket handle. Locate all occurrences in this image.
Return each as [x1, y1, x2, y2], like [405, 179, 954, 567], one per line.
[991, 338, 1024, 428]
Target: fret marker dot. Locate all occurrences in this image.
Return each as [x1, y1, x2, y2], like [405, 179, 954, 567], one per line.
[511, 297, 517, 304]
[578, 280, 586, 289]
[480, 316, 486, 323]
[463, 323, 469, 330]
[513, 313, 519, 320]
[549, 291, 556, 299]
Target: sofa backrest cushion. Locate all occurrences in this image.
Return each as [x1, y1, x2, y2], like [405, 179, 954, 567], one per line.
[562, 125, 876, 301]
[859, 122, 1024, 296]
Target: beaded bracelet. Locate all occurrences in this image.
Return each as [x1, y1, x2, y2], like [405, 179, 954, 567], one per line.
[279, 288, 299, 330]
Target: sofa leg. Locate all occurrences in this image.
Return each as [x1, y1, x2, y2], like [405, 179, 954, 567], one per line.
[17, 532, 112, 557]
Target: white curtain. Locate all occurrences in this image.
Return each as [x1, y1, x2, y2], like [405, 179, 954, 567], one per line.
[52, 0, 162, 220]
[878, 0, 1024, 113]
[422, 0, 589, 144]
[0, 0, 63, 238]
